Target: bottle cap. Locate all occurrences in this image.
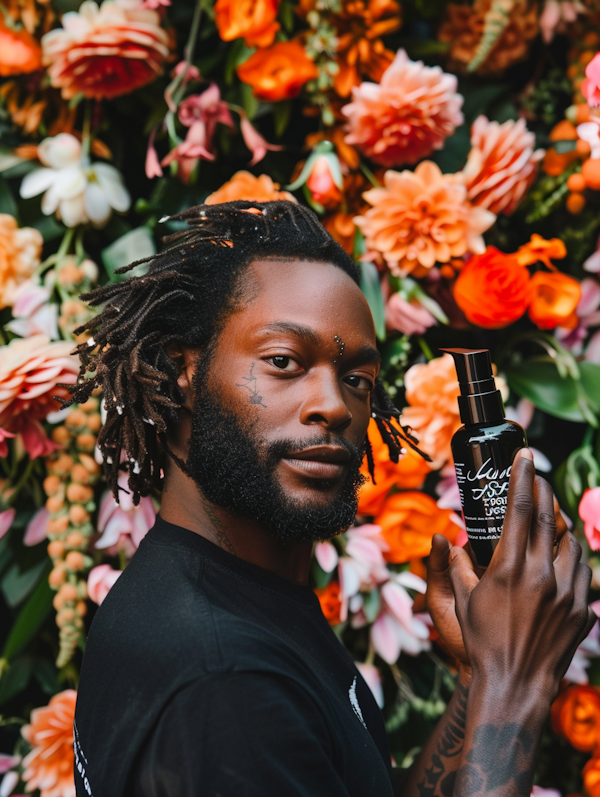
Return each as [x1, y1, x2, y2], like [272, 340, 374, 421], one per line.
[441, 348, 505, 425]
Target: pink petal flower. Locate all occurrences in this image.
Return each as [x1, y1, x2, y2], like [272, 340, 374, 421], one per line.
[371, 612, 401, 664]
[381, 581, 414, 629]
[0, 509, 15, 541]
[87, 564, 122, 605]
[0, 755, 19, 775]
[23, 507, 49, 546]
[145, 127, 163, 179]
[386, 292, 437, 336]
[580, 487, 600, 550]
[355, 662, 384, 708]
[0, 428, 16, 458]
[531, 787, 561, 797]
[584, 53, 600, 108]
[239, 113, 282, 166]
[314, 541, 338, 573]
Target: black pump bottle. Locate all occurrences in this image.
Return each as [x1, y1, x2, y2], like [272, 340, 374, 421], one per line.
[443, 348, 527, 567]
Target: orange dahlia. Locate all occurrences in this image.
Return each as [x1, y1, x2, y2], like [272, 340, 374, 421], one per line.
[205, 172, 296, 204]
[355, 161, 495, 276]
[0, 17, 42, 76]
[21, 689, 77, 797]
[462, 115, 544, 215]
[41, 0, 170, 100]
[0, 213, 43, 309]
[342, 49, 464, 167]
[215, 0, 280, 47]
[237, 40, 318, 102]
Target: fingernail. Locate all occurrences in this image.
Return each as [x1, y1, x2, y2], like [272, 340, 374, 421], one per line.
[519, 448, 533, 461]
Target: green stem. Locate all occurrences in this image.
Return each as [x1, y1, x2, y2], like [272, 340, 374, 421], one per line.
[56, 226, 76, 261]
[418, 336, 434, 361]
[5, 458, 35, 508]
[359, 161, 380, 188]
[170, 0, 203, 109]
[119, 546, 127, 572]
[75, 226, 86, 261]
[81, 100, 92, 160]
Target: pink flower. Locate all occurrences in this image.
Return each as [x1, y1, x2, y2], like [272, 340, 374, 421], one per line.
[338, 524, 390, 620]
[314, 541, 338, 573]
[24, 507, 49, 546]
[239, 112, 281, 166]
[6, 281, 59, 339]
[87, 564, 122, 605]
[583, 53, 600, 107]
[342, 49, 464, 167]
[386, 292, 436, 336]
[556, 278, 600, 355]
[531, 788, 561, 797]
[355, 662, 384, 708]
[0, 508, 15, 541]
[580, 487, 600, 550]
[145, 126, 163, 180]
[564, 617, 600, 684]
[370, 572, 430, 664]
[96, 472, 155, 557]
[0, 428, 15, 458]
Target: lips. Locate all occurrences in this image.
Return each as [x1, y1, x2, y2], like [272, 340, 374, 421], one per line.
[282, 446, 351, 480]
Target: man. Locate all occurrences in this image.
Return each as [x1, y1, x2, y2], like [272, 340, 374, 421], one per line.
[71, 200, 593, 797]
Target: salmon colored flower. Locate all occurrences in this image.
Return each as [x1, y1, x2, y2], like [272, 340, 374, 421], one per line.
[342, 49, 464, 167]
[0, 17, 42, 76]
[0, 335, 79, 459]
[552, 684, 600, 752]
[528, 272, 582, 330]
[41, 0, 170, 100]
[0, 213, 42, 309]
[515, 234, 567, 269]
[21, 689, 77, 797]
[237, 40, 318, 102]
[454, 247, 531, 329]
[306, 155, 343, 208]
[462, 115, 544, 215]
[583, 53, 600, 107]
[315, 580, 342, 625]
[580, 488, 600, 551]
[205, 171, 296, 204]
[376, 491, 461, 564]
[355, 161, 495, 276]
[215, 0, 280, 48]
[358, 418, 430, 516]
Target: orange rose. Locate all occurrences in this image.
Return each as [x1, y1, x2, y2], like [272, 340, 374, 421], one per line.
[376, 491, 460, 564]
[358, 418, 430, 516]
[215, 0, 280, 47]
[527, 271, 582, 330]
[454, 246, 530, 329]
[315, 580, 342, 625]
[0, 19, 42, 76]
[205, 171, 296, 204]
[585, 757, 600, 797]
[237, 41, 318, 102]
[552, 685, 600, 753]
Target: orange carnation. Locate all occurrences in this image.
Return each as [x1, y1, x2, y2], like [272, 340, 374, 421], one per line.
[454, 246, 531, 329]
[376, 491, 460, 564]
[0, 213, 43, 309]
[552, 685, 600, 753]
[0, 18, 42, 76]
[355, 161, 495, 277]
[21, 689, 77, 797]
[401, 354, 461, 470]
[205, 172, 296, 204]
[527, 271, 582, 330]
[237, 41, 318, 102]
[215, 0, 279, 47]
[41, 1, 170, 100]
[315, 580, 342, 625]
[358, 418, 430, 516]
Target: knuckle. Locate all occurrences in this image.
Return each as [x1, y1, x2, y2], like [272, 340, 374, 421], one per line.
[536, 511, 556, 531]
[512, 495, 533, 517]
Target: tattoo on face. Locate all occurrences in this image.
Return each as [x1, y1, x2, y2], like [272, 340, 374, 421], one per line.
[236, 363, 267, 407]
[418, 681, 468, 797]
[333, 334, 345, 363]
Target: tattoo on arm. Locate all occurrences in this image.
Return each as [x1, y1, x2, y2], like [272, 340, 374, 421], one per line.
[455, 725, 533, 797]
[418, 681, 468, 797]
[236, 363, 267, 407]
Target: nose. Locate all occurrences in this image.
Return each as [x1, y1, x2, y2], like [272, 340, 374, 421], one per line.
[298, 367, 352, 433]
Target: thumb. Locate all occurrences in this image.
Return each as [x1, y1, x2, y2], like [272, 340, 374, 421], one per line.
[448, 546, 480, 620]
[428, 534, 452, 575]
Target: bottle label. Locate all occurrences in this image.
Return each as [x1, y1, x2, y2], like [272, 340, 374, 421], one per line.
[454, 458, 511, 540]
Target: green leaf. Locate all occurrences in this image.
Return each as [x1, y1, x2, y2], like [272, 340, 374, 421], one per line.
[2, 574, 53, 662]
[224, 39, 255, 86]
[0, 176, 18, 218]
[239, 82, 260, 121]
[1, 558, 49, 608]
[0, 148, 26, 174]
[505, 359, 587, 423]
[311, 559, 333, 590]
[359, 261, 386, 342]
[362, 589, 380, 623]
[0, 656, 34, 706]
[34, 658, 61, 695]
[272, 100, 292, 138]
[579, 361, 600, 413]
[102, 227, 156, 281]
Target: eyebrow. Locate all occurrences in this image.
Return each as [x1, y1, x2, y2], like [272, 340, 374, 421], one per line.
[260, 323, 381, 367]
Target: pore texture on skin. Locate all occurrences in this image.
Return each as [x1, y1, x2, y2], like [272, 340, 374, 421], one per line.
[183, 355, 366, 543]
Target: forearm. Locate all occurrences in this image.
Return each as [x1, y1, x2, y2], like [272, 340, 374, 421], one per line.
[398, 667, 471, 797]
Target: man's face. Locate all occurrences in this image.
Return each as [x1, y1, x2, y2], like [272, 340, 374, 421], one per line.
[184, 257, 380, 542]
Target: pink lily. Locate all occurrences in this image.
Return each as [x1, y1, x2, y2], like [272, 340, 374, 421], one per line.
[145, 126, 163, 180]
[370, 572, 430, 664]
[355, 662, 384, 708]
[314, 541, 338, 573]
[239, 112, 282, 166]
[87, 564, 122, 605]
[0, 509, 15, 541]
[580, 487, 600, 550]
[96, 472, 156, 558]
[386, 292, 436, 336]
[6, 281, 59, 340]
[24, 507, 49, 546]
[583, 52, 600, 107]
[0, 428, 16, 458]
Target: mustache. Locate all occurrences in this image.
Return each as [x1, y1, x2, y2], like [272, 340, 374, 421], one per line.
[266, 434, 363, 465]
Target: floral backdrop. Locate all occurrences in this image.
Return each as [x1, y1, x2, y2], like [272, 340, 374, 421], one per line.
[2, 0, 600, 794]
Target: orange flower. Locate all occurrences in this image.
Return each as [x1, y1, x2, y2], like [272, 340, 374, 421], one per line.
[542, 120, 579, 177]
[205, 171, 296, 204]
[0, 18, 42, 76]
[400, 354, 461, 469]
[552, 685, 600, 753]
[0, 213, 43, 309]
[41, 1, 170, 100]
[342, 49, 464, 167]
[515, 234, 567, 269]
[454, 246, 531, 329]
[21, 689, 77, 797]
[315, 580, 342, 625]
[358, 418, 430, 516]
[355, 161, 495, 276]
[237, 40, 318, 102]
[376, 491, 460, 564]
[215, 0, 279, 47]
[528, 271, 582, 330]
[306, 155, 343, 208]
[462, 116, 544, 215]
[324, 212, 357, 254]
[585, 756, 600, 797]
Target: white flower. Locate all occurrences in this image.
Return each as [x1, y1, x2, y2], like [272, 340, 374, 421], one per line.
[20, 133, 130, 228]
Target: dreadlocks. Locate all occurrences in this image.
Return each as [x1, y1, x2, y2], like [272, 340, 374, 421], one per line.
[63, 200, 427, 505]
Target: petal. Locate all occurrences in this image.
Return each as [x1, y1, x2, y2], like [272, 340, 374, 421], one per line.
[314, 541, 338, 573]
[370, 613, 401, 665]
[0, 508, 15, 540]
[20, 168, 57, 199]
[83, 182, 111, 227]
[24, 507, 49, 546]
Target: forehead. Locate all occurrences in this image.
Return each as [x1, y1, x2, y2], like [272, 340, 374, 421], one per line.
[234, 257, 376, 344]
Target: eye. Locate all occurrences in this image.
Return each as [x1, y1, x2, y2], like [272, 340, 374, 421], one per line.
[343, 374, 374, 391]
[267, 356, 302, 372]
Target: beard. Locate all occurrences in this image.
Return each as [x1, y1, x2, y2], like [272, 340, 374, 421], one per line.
[183, 372, 365, 543]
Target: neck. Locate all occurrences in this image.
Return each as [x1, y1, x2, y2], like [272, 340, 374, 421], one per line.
[159, 463, 314, 584]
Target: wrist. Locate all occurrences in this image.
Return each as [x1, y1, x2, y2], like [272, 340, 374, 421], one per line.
[469, 665, 554, 722]
[458, 663, 472, 689]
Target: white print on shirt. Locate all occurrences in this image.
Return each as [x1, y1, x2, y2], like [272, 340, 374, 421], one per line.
[73, 720, 94, 796]
[349, 676, 367, 729]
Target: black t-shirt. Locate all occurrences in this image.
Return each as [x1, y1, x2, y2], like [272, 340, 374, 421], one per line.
[74, 515, 396, 797]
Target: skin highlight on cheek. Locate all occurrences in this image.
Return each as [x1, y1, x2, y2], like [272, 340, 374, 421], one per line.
[236, 362, 267, 407]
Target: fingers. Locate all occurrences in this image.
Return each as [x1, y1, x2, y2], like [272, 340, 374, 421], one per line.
[494, 448, 535, 568]
[448, 546, 480, 623]
[554, 497, 568, 541]
[530, 475, 557, 559]
[554, 530, 584, 584]
[428, 534, 452, 575]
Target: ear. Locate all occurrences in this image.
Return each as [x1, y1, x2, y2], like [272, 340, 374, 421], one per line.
[165, 342, 200, 413]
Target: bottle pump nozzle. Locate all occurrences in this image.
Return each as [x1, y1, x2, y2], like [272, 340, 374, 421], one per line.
[441, 348, 505, 425]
